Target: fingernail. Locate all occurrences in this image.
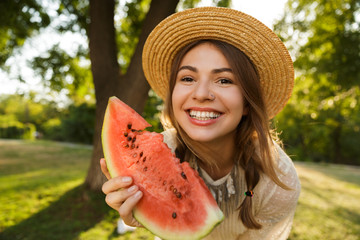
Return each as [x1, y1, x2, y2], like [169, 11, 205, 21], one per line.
[128, 185, 137, 192]
[134, 191, 142, 199]
[122, 177, 131, 183]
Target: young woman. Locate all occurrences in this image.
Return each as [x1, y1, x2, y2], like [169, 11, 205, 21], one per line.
[101, 7, 301, 239]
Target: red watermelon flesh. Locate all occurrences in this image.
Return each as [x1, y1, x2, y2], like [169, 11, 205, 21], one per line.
[102, 97, 224, 240]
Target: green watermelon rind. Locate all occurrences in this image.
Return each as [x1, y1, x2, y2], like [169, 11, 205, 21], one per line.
[102, 105, 117, 178]
[133, 203, 224, 240]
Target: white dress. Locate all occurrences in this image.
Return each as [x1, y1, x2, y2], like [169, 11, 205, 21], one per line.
[162, 129, 301, 240]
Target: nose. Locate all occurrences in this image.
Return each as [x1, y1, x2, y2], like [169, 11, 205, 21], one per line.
[192, 80, 215, 101]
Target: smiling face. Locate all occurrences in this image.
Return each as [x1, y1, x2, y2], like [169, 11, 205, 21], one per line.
[172, 42, 247, 145]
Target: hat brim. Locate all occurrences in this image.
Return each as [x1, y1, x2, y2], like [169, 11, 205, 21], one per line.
[142, 7, 294, 119]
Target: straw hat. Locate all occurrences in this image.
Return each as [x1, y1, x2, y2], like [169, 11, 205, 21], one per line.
[142, 7, 294, 119]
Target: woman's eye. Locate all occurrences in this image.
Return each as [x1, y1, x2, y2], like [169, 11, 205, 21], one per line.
[181, 77, 194, 82]
[218, 78, 233, 84]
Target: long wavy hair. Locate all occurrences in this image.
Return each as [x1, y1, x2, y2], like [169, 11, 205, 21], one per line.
[162, 39, 290, 229]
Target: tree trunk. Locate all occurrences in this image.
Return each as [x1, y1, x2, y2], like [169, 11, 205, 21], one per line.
[85, 0, 179, 191]
[84, 0, 119, 191]
[117, 0, 180, 110]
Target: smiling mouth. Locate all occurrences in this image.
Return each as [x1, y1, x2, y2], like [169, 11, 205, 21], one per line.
[188, 110, 221, 121]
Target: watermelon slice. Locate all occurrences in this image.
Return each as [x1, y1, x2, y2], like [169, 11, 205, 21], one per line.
[102, 96, 224, 240]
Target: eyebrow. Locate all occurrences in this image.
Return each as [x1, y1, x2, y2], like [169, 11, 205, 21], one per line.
[178, 65, 197, 73]
[177, 65, 233, 74]
[212, 68, 233, 74]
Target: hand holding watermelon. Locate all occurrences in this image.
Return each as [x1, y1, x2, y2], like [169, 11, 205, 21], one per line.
[100, 158, 143, 227]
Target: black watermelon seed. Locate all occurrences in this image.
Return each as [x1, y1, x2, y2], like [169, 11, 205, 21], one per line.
[124, 144, 129, 148]
[143, 157, 146, 162]
[124, 132, 128, 137]
[127, 136, 132, 141]
[127, 123, 132, 129]
[181, 172, 187, 179]
[176, 192, 182, 199]
[172, 212, 177, 219]
[132, 136, 136, 143]
[131, 129, 137, 132]
[140, 152, 143, 157]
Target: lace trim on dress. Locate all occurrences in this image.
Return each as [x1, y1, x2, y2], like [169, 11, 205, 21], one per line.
[189, 158, 244, 217]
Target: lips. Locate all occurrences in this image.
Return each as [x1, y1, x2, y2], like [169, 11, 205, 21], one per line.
[188, 110, 221, 121]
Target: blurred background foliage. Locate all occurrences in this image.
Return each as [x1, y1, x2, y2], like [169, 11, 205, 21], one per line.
[273, 0, 360, 165]
[0, 0, 51, 67]
[0, 0, 359, 166]
[0, 93, 95, 143]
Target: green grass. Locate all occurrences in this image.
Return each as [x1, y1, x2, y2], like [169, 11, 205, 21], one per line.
[289, 162, 360, 240]
[0, 139, 359, 239]
[0, 139, 155, 240]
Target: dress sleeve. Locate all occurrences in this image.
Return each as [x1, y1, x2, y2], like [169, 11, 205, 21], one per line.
[161, 128, 177, 152]
[238, 145, 301, 240]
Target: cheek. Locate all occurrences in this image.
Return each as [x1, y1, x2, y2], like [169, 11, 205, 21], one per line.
[171, 86, 183, 120]
[172, 84, 188, 110]
[171, 87, 180, 111]
[224, 88, 246, 117]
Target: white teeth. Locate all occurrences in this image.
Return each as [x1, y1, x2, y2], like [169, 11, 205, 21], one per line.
[189, 110, 220, 120]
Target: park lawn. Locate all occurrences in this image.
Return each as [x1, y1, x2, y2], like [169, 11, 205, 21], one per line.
[289, 162, 360, 240]
[0, 139, 359, 240]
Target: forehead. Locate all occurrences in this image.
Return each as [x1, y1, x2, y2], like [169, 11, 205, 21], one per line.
[179, 42, 231, 68]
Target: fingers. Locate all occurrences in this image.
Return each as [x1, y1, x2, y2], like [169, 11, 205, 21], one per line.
[102, 176, 133, 194]
[100, 158, 111, 179]
[118, 188, 143, 227]
[105, 188, 143, 227]
[104, 184, 138, 209]
[102, 176, 144, 227]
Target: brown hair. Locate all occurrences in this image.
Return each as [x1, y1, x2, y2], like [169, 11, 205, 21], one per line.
[162, 40, 290, 229]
